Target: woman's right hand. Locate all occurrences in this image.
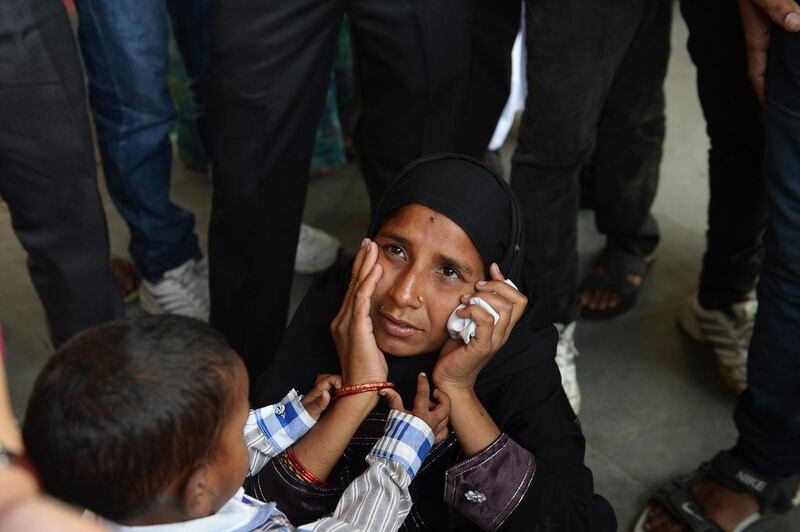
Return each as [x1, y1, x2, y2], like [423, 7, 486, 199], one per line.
[330, 239, 388, 386]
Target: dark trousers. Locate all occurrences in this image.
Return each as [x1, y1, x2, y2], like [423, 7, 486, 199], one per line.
[209, 0, 471, 375]
[509, 0, 671, 325]
[0, 0, 123, 346]
[680, 0, 768, 310]
[733, 26, 800, 479]
[456, 0, 521, 159]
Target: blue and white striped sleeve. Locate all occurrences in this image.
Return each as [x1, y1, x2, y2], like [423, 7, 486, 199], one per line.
[245, 389, 317, 477]
[299, 410, 435, 532]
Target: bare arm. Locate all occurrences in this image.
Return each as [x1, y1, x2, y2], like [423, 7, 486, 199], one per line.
[439, 387, 500, 456]
[433, 263, 527, 456]
[292, 392, 379, 480]
[292, 240, 388, 480]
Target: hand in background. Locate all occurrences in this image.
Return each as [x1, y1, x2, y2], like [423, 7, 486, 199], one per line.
[738, 0, 800, 103]
[301, 374, 343, 420]
[330, 239, 387, 386]
[380, 373, 451, 444]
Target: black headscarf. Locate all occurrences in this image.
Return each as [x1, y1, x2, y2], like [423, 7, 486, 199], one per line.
[254, 152, 556, 406]
[368, 153, 525, 285]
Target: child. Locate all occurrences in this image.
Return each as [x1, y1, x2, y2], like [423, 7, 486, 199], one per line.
[22, 315, 447, 531]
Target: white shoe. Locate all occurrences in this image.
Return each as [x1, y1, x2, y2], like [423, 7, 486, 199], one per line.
[139, 258, 210, 322]
[678, 292, 757, 393]
[555, 322, 582, 415]
[295, 224, 341, 274]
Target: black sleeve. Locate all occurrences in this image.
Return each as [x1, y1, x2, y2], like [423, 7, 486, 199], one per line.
[487, 360, 616, 532]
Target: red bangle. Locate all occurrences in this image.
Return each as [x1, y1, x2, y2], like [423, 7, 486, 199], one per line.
[333, 381, 394, 400]
[284, 448, 327, 486]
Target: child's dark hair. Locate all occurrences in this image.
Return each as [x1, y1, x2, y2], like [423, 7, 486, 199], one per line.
[22, 315, 242, 521]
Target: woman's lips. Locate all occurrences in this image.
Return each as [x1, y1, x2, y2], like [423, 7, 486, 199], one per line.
[378, 312, 420, 338]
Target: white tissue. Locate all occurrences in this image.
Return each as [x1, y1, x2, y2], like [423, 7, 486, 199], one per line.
[446, 279, 518, 344]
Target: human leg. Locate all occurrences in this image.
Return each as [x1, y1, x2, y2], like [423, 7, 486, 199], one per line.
[579, 0, 671, 318]
[167, 0, 212, 155]
[0, 0, 123, 346]
[74, 0, 202, 283]
[348, 0, 472, 211]
[640, 21, 800, 532]
[512, 0, 644, 412]
[209, 0, 342, 375]
[455, 0, 522, 161]
[681, 0, 767, 312]
[512, 0, 642, 326]
[675, 0, 767, 394]
[733, 23, 800, 481]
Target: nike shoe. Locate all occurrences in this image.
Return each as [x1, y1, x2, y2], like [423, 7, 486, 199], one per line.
[295, 224, 341, 274]
[678, 292, 757, 393]
[555, 322, 582, 415]
[139, 258, 210, 322]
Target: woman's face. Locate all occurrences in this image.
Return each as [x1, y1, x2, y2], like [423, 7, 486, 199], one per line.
[370, 204, 486, 356]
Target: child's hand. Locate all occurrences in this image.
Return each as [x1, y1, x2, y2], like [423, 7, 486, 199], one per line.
[379, 373, 451, 444]
[302, 374, 343, 420]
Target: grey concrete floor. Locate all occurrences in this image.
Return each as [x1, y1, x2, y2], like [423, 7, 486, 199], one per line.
[2, 11, 799, 532]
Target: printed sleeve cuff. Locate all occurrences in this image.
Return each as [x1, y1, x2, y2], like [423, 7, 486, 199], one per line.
[369, 410, 434, 481]
[444, 434, 534, 531]
[252, 389, 317, 454]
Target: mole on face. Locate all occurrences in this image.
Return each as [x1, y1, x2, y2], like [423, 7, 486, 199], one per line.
[430, 216, 437, 224]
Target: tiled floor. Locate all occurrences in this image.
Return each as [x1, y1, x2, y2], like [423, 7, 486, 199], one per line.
[2, 12, 798, 532]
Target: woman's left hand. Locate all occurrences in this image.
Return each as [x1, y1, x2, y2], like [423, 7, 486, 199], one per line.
[433, 263, 527, 393]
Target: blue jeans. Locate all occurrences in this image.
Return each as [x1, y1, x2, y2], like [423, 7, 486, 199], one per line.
[74, 0, 210, 281]
[733, 25, 800, 479]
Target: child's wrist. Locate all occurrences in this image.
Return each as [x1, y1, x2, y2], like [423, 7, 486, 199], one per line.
[370, 410, 434, 480]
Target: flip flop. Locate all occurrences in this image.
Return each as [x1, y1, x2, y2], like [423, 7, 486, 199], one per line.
[580, 249, 653, 320]
[633, 450, 800, 532]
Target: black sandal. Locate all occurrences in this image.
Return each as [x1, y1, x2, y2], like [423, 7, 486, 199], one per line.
[633, 450, 800, 532]
[579, 249, 653, 320]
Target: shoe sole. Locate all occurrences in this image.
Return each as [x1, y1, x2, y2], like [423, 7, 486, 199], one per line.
[677, 300, 710, 346]
[633, 486, 800, 532]
[677, 301, 747, 393]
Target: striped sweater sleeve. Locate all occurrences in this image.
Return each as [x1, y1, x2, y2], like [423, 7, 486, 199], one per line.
[245, 389, 317, 477]
[297, 410, 434, 532]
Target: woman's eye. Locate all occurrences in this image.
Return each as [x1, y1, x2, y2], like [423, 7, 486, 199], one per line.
[384, 244, 405, 258]
[441, 265, 461, 280]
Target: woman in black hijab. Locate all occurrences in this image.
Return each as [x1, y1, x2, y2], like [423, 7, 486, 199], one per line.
[249, 154, 615, 531]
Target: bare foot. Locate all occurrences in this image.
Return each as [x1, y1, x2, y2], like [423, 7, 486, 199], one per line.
[580, 263, 643, 312]
[110, 257, 139, 298]
[644, 478, 760, 531]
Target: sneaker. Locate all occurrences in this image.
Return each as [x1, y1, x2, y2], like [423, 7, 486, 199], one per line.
[295, 224, 341, 274]
[139, 258, 210, 321]
[555, 322, 582, 415]
[678, 292, 757, 393]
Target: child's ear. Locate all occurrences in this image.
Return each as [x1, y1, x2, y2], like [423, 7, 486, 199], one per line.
[182, 465, 214, 519]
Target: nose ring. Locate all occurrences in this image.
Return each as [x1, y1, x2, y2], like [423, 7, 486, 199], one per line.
[417, 295, 425, 303]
